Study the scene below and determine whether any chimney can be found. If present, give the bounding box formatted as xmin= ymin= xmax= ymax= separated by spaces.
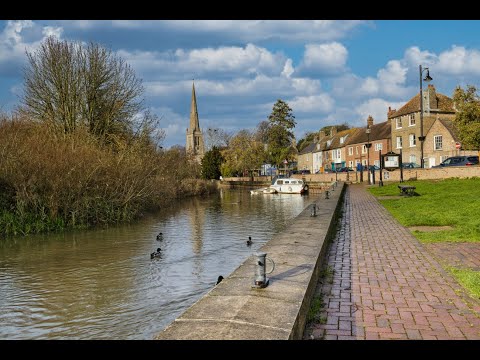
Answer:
xmin=428 ymin=84 xmax=437 ymax=109
xmin=367 ymin=115 xmax=374 ymax=128
xmin=313 ymin=135 xmax=319 ymax=143
xmin=318 ymin=130 xmax=326 ymax=140
xmin=330 ymin=126 xmax=337 ymax=136
xmin=387 ymin=106 xmax=396 ymax=118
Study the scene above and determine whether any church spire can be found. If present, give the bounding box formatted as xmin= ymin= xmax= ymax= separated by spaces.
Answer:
xmin=190 ymin=81 xmax=200 ymax=131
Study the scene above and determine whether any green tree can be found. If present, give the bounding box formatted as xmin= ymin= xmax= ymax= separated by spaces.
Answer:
xmin=453 ymin=85 xmax=480 ymax=150
xmin=221 ymin=130 xmax=265 ymax=177
xmin=21 ymin=36 xmax=145 ymax=143
xmin=201 ymin=146 xmax=224 ymax=180
xmin=266 ymin=99 xmax=296 ymax=167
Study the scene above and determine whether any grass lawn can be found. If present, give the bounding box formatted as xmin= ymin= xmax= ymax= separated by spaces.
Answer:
xmin=448 ymin=267 xmax=480 ymax=300
xmin=368 ymin=178 xmax=480 ymax=243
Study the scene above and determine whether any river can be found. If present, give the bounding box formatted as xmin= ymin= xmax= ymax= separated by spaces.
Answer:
xmin=0 ymin=188 xmax=313 ymax=339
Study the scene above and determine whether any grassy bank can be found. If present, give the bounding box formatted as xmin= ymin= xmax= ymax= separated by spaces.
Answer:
xmin=368 ymin=178 xmax=480 ymax=243
xmin=0 ymin=117 xmax=216 ymax=237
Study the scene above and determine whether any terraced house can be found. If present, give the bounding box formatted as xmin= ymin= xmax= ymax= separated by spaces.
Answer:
xmin=345 ymin=116 xmax=391 ymax=170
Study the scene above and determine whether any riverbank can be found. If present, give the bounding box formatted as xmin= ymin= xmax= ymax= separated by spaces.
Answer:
xmin=0 ymin=118 xmax=216 ymax=238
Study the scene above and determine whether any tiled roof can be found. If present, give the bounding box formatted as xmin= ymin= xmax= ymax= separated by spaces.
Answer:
xmin=298 ymin=142 xmax=317 ymax=155
xmin=437 ymin=118 xmax=460 ymax=142
xmin=388 ymin=91 xmax=455 ymax=119
xmin=346 ymin=121 xmax=391 ymax=145
xmin=326 ymin=128 xmax=358 ymax=150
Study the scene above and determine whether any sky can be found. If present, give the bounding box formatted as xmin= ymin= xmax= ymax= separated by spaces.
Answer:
xmin=2 ymin=20 xmax=480 ymax=148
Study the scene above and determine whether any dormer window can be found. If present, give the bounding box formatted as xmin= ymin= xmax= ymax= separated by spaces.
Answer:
xmin=396 ymin=117 xmax=402 ymax=129
xmin=340 ymin=136 xmax=344 ymax=144
xmin=327 ymin=140 xmax=332 ymax=147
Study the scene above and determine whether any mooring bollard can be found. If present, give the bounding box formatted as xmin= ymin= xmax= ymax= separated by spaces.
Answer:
xmin=310 ymin=203 xmax=317 ymax=217
xmin=325 ymin=190 xmax=330 ymax=199
xmin=252 ymin=252 xmax=275 ymax=288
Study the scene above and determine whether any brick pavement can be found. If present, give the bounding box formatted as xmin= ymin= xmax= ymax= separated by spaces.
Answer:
xmin=425 ymin=243 xmax=480 ymax=271
xmin=304 ymin=184 xmax=480 ymax=340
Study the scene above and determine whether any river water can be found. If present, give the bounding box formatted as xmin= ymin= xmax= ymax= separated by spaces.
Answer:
xmin=0 ymin=188 xmax=313 ymax=339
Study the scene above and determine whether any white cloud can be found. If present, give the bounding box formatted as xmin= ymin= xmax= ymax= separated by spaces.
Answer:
xmin=88 ymin=20 xmax=370 ymax=43
xmin=298 ymin=42 xmax=348 ymax=75
xmin=356 ymin=98 xmax=405 ymax=123
xmin=436 ymin=45 xmax=480 ymax=76
xmin=288 ymin=94 xmax=334 ymax=113
xmin=281 ymin=59 xmax=294 ymax=78
xmin=0 ymin=20 xmax=64 ymax=76
xmin=118 ymin=43 xmax=287 ymax=79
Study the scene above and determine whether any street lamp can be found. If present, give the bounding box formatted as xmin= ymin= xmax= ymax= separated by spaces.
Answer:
xmin=365 ymin=125 xmax=372 ymax=184
xmin=419 ymin=65 xmax=433 ymax=168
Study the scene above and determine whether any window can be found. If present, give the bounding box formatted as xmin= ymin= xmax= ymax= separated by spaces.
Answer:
xmin=327 ymin=140 xmax=332 ymax=147
xmin=434 ymin=135 xmax=443 ymax=150
xmin=409 ymin=134 xmax=416 ymax=147
xmin=349 ymin=161 xmax=353 ymax=168
xmin=348 ymin=147 xmax=353 ymax=155
xmin=375 ymin=143 xmax=383 ymax=151
xmin=362 ymin=145 xmax=367 ymax=154
xmin=409 ymin=154 xmax=416 ymax=164
xmin=439 ymin=155 xmax=448 ymax=163
xmin=355 ymin=146 xmax=359 ymax=155
xmin=340 ymin=136 xmax=344 ymax=144
xmin=374 ymin=160 xmax=380 ymax=168
xmin=396 ymin=117 xmax=402 ymax=129
xmin=409 ymin=114 xmax=415 ymax=126
xmin=396 ymin=136 xmax=402 ymax=149
xmin=362 ymin=159 xmax=367 ymax=166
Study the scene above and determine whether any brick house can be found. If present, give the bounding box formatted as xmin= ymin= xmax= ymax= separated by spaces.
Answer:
xmin=388 ymin=84 xmax=456 ymax=168
xmin=423 ymin=118 xmax=477 ymax=167
xmin=323 ymin=127 xmax=358 ymax=172
xmin=345 ymin=116 xmax=391 ymax=170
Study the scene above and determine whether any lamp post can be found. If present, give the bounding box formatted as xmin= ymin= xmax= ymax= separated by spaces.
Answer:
xmin=419 ymin=65 xmax=433 ymax=168
xmin=366 ymin=126 xmax=372 ymax=184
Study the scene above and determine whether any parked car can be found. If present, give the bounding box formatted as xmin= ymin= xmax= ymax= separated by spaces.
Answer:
xmin=433 ymin=156 xmax=479 ymax=167
xmin=337 ymin=167 xmax=355 ymax=172
xmin=402 ymin=162 xmax=421 ymax=169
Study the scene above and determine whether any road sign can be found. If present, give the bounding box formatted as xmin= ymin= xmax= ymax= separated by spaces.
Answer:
xmin=455 ymin=142 xmax=461 ymax=149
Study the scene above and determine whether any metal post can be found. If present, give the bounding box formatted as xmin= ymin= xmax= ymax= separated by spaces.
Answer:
xmin=379 ymin=149 xmax=383 ymax=186
xmin=367 ymin=132 xmax=371 ymax=185
xmin=400 ymin=149 xmax=404 ymax=183
xmin=419 ymin=65 xmax=424 ymax=169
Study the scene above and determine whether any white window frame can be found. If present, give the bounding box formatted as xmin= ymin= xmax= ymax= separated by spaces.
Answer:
xmin=396 ymin=117 xmax=402 ymax=129
xmin=374 ymin=160 xmax=380 ymax=168
xmin=434 ymin=135 xmax=443 ymax=150
xmin=374 ymin=143 xmax=382 ymax=151
xmin=362 ymin=145 xmax=367 ymax=154
xmin=356 ymin=146 xmax=359 ymax=155
xmin=340 ymin=136 xmax=344 ymax=144
xmin=409 ymin=134 xmax=416 ymax=147
xmin=409 ymin=114 xmax=415 ymax=126
xmin=348 ymin=160 xmax=353 ymax=168
xmin=409 ymin=154 xmax=416 ymax=164
xmin=396 ymin=136 xmax=402 ymax=149
xmin=348 ymin=147 xmax=353 ymax=156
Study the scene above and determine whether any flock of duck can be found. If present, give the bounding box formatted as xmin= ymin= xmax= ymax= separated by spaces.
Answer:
xmin=150 ymin=232 xmax=254 ymax=284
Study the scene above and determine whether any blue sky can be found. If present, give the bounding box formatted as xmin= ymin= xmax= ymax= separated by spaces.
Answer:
xmin=2 ymin=20 xmax=480 ymax=148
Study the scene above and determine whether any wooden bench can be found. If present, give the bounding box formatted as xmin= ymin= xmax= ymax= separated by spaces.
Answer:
xmin=398 ymin=185 xmax=416 ymax=196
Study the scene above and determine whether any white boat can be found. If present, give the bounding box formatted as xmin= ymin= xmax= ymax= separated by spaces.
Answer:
xmin=250 ymin=187 xmax=278 ymax=195
xmin=269 ymin=177 xmax=308 ymax=194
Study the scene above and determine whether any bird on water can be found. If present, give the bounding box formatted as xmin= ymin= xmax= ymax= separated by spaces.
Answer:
xmin=246 ymin=236 xmax=253 ymax=246
xmin=216 ymin=276 xmax=224 ymax=285
xmin=156 ymin=232 xmax=163 ymax=241
xmin=151 ymin=248 xmax=162 ymax=259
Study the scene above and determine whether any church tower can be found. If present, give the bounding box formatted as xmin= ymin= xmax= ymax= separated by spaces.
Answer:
xmin=186 ymin=81 xmax=205 ymax=163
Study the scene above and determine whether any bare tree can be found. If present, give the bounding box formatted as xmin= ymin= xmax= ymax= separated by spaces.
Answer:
xmin=21 ymin=36 xmax=144 ymax=142
xmin=204 ymin=127 xmax=233 ymax=150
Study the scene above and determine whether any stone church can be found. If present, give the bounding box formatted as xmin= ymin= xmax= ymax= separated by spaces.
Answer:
xmin=185 ymin=81 xmax=205 ymax=163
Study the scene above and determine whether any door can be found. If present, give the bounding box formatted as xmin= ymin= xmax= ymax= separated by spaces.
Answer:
xmin=429 ymin=157 xmax=435 ymax=168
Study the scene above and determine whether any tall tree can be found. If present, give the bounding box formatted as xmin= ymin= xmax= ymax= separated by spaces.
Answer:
xmin=21 ymin=36 xmax=144 ymax=142
xmin=201 ymin=146 xmax=224 ymax=180
xmin=266 ymin=99 xmax=296 ymax=167
xmin=453 ymin=85 xmax=480 ymax=150
xmin=204 ymin=127 xmax=232 ymax=151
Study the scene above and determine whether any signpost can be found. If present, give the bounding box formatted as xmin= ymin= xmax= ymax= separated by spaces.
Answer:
xmin=455 ymin=142 xmax=461 ymax=149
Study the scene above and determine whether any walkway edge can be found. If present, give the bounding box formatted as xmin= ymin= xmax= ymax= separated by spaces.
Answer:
xmin=155 ymin=182 xmax=346 ymax=340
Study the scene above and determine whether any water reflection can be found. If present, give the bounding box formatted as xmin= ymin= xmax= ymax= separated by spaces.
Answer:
xmin=0 ymin=189 xmax=312 ymax=339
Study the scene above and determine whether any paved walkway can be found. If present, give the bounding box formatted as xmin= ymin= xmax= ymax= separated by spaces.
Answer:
xmin=304 ymin=184 xmax=480 ymax=340
xmin=425 ymin=243 xmax=480 ymax=271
